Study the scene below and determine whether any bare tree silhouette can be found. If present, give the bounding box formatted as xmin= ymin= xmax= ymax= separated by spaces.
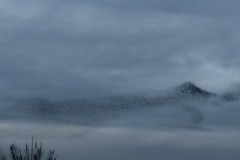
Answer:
xmin=2 ymin=138 xmax=56 ymax=160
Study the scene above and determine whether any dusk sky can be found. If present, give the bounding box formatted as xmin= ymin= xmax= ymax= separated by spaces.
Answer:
xmin=1 ymin=2 xmax=240 ymax=160
xmin=1 ymin=0 xmax=240 ymax=99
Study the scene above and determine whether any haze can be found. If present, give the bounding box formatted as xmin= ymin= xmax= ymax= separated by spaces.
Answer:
xmin=1 ymin=0 xmax=240 ymax=160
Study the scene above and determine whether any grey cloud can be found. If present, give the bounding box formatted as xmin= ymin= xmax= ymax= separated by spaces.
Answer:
xmin=0 ymin=0 xmax=240 ymax=99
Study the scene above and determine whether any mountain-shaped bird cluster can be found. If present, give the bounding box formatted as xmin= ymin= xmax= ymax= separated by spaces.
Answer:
xmin=3 ymin=82 xmax=239 ymax=125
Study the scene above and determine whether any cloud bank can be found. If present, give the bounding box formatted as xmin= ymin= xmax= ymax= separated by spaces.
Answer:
xmin=1 ymin=0 xmax=240 ymax=99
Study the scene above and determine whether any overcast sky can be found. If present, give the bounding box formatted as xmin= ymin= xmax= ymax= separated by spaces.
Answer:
xmin=1 ymin=0 xmax=240 ymax=99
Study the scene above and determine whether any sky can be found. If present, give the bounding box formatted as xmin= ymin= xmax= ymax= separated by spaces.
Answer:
xmin=1 ymin=0 xmax=240 ymax=99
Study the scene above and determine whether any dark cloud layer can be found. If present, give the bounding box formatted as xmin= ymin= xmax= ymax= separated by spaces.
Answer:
xmin=1 ymin=0 xmax=240 ymax=99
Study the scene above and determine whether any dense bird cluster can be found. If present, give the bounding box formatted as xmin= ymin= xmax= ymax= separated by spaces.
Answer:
xmin=2 ymin=82 xmax=239 ymax=125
